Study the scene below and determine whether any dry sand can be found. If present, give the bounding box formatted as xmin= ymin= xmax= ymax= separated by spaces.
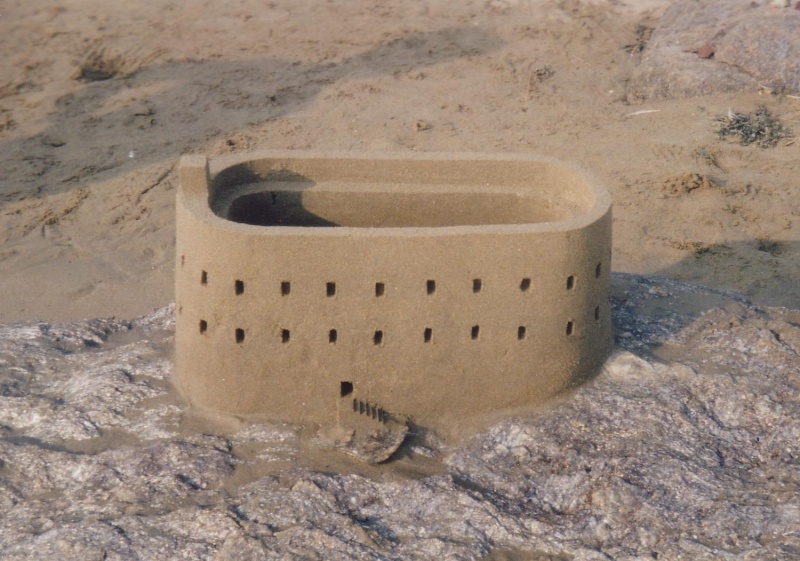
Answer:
xmin=0 ymin=0 xmax=798 ymax=323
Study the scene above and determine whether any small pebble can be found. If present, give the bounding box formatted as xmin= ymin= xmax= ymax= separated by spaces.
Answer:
xmin=697 ymin=42 xmax=715 ymax=59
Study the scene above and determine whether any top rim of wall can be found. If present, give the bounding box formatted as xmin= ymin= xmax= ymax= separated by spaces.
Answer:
xmin=179 ymin=151 xmax=612 ymax=237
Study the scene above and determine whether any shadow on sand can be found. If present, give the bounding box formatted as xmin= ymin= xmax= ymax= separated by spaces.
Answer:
xmin=611 ymin=239 xmax=799 ymax=358
xmin=0 ymin=26 xmax=503 ymax=206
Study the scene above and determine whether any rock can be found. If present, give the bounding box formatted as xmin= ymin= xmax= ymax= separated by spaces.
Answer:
xmin=628 ymin=0 xmax=800 ymax=101
xmin=342 ymin=421 xmax=409 ymax=464
xmin=715 ymin=16 xmax=800 ymax=94
xmin=320 ymin=416 xmax=410 ymax=464
xmin=0 ymin=277 xmax=798 ymax=559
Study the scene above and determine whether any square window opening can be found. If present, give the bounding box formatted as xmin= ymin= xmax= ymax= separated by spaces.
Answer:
xmin=520 ymin=278 xmax=531 ymax=292
xmin=281 ymin=329 xmax=290 ymax=343
xmin=518 ymin=326 xmax=526 ymax=340
xmin=340 ymin=381 xmax=353 ymax=398
xmin=235 ymin=328 xmax=245 ymax=344
xmin=473 ymin=279 xmax=482 ymax=293
xmin=327 ymin=282 xmax=336 ymax=297
xmin=375 ymin=282 xmax=385 ymax=297
xmin=426 ymin=280 xmax=436 ymax=295
xmin=281 ymin=281 xmax=291 ymax=296
xmin=374 ymin=330 xmax=383 ymax=345
xmin=235 ymin=280 xmax=244 ymax=295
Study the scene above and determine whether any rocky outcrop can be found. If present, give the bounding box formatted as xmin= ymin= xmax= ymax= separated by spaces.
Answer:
xmin=0 ymin=275 xmax=798 ymax=559
xmin=628 ymin=0 xmax=800 ymax=101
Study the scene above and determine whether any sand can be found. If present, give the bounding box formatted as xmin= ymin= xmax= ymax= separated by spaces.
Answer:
xmin=0 ymin=0 xmax=798 ymax=323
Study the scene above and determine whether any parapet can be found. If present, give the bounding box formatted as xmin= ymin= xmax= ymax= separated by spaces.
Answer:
xmin=174 ymin=151 xmax=612 ymax=429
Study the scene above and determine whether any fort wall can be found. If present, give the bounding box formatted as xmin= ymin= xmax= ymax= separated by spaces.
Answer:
xmin=174 ymin=151 xmax=612 ymax=427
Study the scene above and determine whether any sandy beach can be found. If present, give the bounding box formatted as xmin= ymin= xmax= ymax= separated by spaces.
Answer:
xmin=1 ymin=0 xmax=797 ymax=323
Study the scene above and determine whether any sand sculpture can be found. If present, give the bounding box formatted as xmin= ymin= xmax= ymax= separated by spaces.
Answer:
xmin=174 ymin=151 xmax=612 ymax=428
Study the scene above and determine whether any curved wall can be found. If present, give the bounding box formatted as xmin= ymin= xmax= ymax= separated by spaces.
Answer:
xmin=174 ymin=151 xmax=612 ymax=428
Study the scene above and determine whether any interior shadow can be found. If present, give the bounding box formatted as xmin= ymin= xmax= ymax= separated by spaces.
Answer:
xmin=227 ymin=191 xmax=339 ymax=227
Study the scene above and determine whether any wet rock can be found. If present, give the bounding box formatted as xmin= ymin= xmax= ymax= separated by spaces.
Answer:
xmin=0 ymin=279 xmax=798 ymax=559
xmin=628 ymin=0 xmax=800 ymax=101
xmin=0 ymin=310 xmax=175 ymax=442
xmin=321 ymin=416 xmax=410 ymax=464
xmin=341 ymin=421 xmax=409 ymax=464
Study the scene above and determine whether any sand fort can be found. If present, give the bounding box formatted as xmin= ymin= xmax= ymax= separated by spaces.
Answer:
xmin=174 ymin=151 xmax=612 ymax=427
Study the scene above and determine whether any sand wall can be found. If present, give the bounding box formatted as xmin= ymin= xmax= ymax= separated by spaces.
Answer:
xmin=174 ymin=151 xmax=612 ymax=427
